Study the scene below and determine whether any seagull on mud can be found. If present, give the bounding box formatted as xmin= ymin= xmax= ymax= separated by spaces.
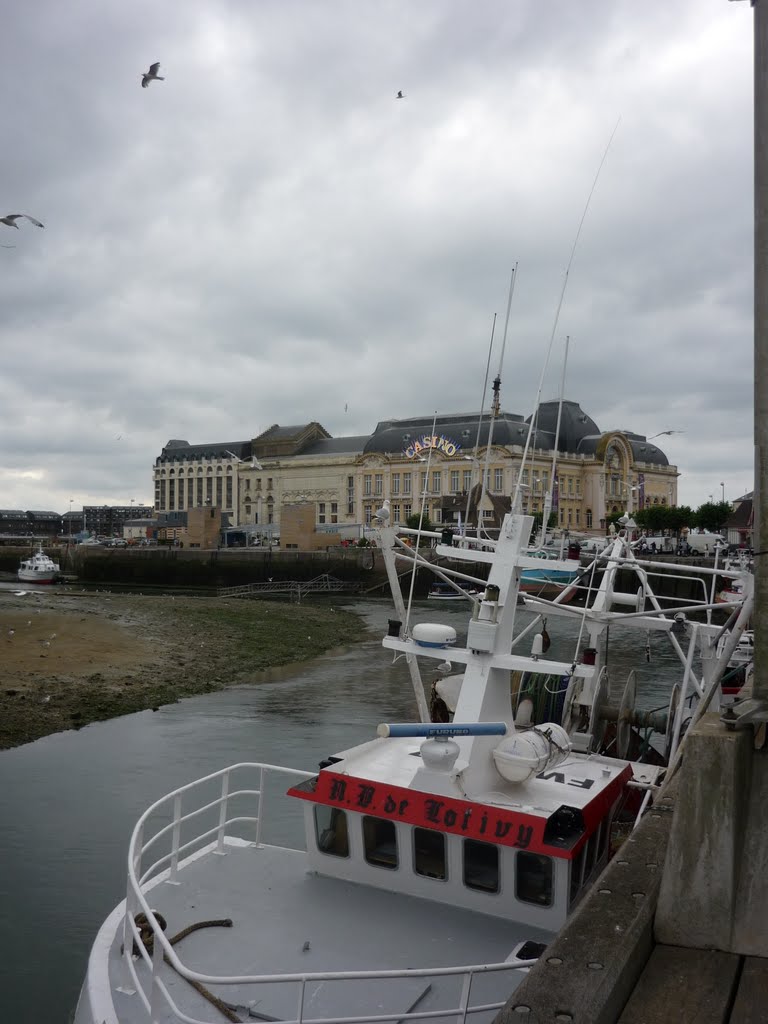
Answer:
xmin=141 ymin=62 xmax=164 ymax=88
xmin=396 ymin=90 xmax=405 ymax=99
xmin=374 ymin=498 xmax=391 ymax=524
xmin=1 ymin=214 xmax=44 ymax=230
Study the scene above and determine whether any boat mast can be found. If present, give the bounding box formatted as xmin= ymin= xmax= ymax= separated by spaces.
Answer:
xmin=512 ymin=120 xmax=619 ymax=515
xmin=477 ymin=265 xmax=517 ymax=533
xmin=463 ymin=313 xmax=498 ymax=538
xmin=540 ymin=334 xmax=570 ymax=550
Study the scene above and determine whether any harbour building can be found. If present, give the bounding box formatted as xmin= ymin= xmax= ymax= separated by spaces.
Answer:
xmin=152 ymin=401 xmax=678 ymax=542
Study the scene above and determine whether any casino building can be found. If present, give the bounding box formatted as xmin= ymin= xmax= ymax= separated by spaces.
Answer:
xmin=152 ymin=401 xmax=679 ymax=542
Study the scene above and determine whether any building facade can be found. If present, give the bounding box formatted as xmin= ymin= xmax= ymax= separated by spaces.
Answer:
xmin=153 ymin=402 xmax=679 ymax=541
xmin=82 ymin=504 xmax=155 ymax=538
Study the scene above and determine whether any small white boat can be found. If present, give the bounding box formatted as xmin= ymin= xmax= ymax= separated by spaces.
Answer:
xmin=17 ymin=543 xmax=60 ymax=584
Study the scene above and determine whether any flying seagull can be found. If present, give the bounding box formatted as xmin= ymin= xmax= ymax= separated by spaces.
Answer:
xmin=648 ymin=430 xmax=685 ymax=440
xmin=224 ymin=449 xmax=264 ymax=470
xmin=141 ymin=62 xmax=164 ymax=88
xmin=1 ymin=214 xmax=44 ymax=230
xmin=396 ymin=90 xmax=405 ymax=99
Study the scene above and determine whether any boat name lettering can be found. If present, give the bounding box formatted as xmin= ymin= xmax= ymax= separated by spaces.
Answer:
xmin=316 ymin=773 xmax=538 ymax=850
xmin=403 ymin=434 xmax=462 ymax=459
xmin=538 ymin=771 xmax=595 ymax=790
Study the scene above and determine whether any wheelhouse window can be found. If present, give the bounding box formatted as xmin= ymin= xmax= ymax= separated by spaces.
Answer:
xmin=463 ymin=839 xmax=499 ymax=893
xmin=314 ymin=805 xmax=349 ymax=858
xmin=363 ymin=816 xmax=398 ymax=869
xmin=413 ymin=827 xmax=446 ymax=880
xmin=516 ymin=851 xmax=553 ymax=906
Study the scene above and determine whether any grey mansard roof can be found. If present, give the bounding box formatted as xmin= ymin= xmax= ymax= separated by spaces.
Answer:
xmin=525 ymin=400 xmax=601 ymax=454
xmin=575 ymin=431 xmax=670 ymax=466
xmin=154 ymin=402 xmax=672 ymax=466
xmin=362 ymin=411 xmax=528 ymax=454
xmin=158 ymin=441 xmax=249 ymax=463
xmin=301 ymin=436 xmax=369 ymax=456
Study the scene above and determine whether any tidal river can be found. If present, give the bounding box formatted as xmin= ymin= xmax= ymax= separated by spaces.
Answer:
xmin=0 ymin=598 xmax=683 ymax=1023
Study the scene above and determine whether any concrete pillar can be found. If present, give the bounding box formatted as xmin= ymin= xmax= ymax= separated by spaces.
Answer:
xmin=655 ymin=714 xmax=768 ymax=955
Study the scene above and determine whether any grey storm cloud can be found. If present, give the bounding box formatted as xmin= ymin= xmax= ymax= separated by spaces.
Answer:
xmin=0 ymin=0 xmax=754 ymax=512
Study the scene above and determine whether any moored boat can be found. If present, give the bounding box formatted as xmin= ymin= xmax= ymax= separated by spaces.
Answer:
xmin=73 ymin=497 xmax=750 ymax=1024
xmin=519 ymin=547 xmax=581 ymax=601
xmin=17 ymin=543 xmax=60 ymax=584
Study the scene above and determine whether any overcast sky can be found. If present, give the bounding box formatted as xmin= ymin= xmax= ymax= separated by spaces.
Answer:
xmin=0 ymin=0 xmax=754 ymax=515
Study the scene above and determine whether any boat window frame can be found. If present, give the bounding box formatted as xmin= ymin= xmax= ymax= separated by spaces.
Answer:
xmin=313 ymin=804 xmax=350 ymax=859
xmin=362 ymin=815 xmax=399 ymax=870
xmin=462 ymin=838 xmax=500 ymax=894
xmin=515 ymin=851 xmax=554 ymax=908
xmin=413 ymin=826 xmax=447 ymax=881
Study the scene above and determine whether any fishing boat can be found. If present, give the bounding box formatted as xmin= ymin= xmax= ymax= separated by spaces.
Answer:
xmin=518 ymin=547 xmax=581 ymax=601
xmin=17 ymin=543 xmax=60 ymax=584
xmin=73 ymin=499 xmax=751 ymax=1024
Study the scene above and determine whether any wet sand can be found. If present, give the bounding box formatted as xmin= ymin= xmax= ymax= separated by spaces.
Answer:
xmin=0 ymin=588 xmax=366 ymax=751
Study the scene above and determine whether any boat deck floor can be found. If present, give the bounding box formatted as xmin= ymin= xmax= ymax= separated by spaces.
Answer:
xmin=108 ymin=840 xmax=551 ymax=1023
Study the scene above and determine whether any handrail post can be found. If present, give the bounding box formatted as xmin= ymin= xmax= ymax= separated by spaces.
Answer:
xmin=456 ymin=968 xmax=473 ymax=1024
xmin=254 ymin=765 xmax=265 ymax=847
xmin=169 ymin=793 xmax=182 ymax=882
xmin=216 ymin=771 xmax=230 ymax=854
xmin=296 ymin=976 xmax=306 ymax=1023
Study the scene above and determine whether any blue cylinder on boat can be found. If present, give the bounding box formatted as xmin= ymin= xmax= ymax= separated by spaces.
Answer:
xmin=377 ymin=722 xmax=508 ymax=738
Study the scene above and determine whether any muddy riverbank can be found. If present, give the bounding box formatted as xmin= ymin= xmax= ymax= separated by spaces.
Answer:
xmin=0 ymin=589 xmax=368 ymax=751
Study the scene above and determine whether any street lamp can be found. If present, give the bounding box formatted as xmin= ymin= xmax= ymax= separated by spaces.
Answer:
xmin=68 ymin=497 xmax=73 ymax=540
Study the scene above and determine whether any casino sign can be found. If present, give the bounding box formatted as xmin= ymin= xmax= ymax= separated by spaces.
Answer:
xmin=403 ymin=434 xmax=462 ymax=459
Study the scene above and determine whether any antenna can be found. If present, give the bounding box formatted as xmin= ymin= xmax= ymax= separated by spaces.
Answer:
xmin=512 ymin=118 xmax=621 ymax=514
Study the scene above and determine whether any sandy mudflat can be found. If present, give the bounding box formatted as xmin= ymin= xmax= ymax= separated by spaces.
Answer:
xmin=0 ymin=588 xmax=366 ymax=751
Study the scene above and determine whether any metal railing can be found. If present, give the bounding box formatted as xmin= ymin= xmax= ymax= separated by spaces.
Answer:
xmin=122 ymin=762 xmax=533 ymax=1024
xmin=218 ymin=574 xmax=353 ymax=600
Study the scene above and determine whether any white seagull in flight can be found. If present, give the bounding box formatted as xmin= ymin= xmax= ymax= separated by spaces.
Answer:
xmin=141 ymin=62 xmax=164 ymax=88
xmin=1 ymin=214 xmax=44 ymax=230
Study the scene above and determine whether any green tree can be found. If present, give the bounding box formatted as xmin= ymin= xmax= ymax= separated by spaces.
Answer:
xmin=694 ymin=501 xmax=730 ymax=533
xmin=405 ymin=512 xmax=433 ymax=533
